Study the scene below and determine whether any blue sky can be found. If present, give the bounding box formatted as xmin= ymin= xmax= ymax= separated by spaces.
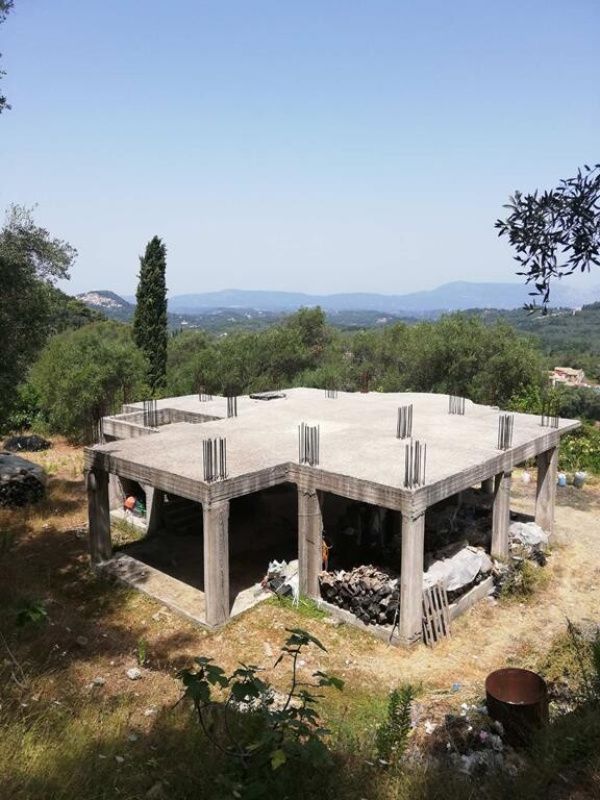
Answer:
xmin=1 ymin=1 xmax=599 ymax=296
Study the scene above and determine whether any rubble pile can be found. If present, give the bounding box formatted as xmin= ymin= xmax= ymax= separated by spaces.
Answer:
xmin=424 ymin=544 xmax=493 ymax=602
xmin=3 ymin=434 xmax=51 ymax=453
xmin=319 ymin=565 xmax=399 ymax=625
xmin=0 ymin=452 xmax=46 ymax=507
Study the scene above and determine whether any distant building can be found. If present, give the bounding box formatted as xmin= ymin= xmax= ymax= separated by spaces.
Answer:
xmin=550 ymin=367 xmax=586 ymax=387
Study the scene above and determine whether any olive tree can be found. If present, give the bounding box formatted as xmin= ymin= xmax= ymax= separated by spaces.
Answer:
xmin=496 ymin=164 xmax=600 ymax=310
xmin=30 ymin=321 xmax=148 ymax=442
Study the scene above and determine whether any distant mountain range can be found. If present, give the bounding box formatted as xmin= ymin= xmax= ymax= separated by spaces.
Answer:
xmin=79 ymin=280 xmax=600 ymax=324
xmin=158 ymin=281 xmax=599 ymax=314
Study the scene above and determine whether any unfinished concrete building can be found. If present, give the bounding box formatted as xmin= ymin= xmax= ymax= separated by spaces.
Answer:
xmin=85 ymin=389 xmax=578 ymax=645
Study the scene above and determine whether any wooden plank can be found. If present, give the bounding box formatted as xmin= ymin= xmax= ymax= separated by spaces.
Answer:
xmin=422 ymin=582 xmax=451 ymax=647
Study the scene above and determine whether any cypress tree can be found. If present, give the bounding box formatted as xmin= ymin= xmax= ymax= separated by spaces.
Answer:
xmin=133 ymin=236 xmax=168 ymax=391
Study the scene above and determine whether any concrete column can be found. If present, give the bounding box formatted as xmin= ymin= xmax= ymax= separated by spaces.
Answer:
xmin=203 ymin=500 xmax=230 ymax=627
xmin=481 ymin=477 xmax=495 ymax=495
xmin=535 ymin=447 xmax=558 ymax=534
xmin=146 ymin=487 xmax=165 ymax=535
xmin=108 ymin=474 xmax=122 ymax=510
xmin=87 ymin=469 xmax=111 ymax=565
xmin=398 ymin=511 xmax=425 ymax=646
xmin=491 ymin=471 xmax=511 ymax=560
xmin=298 ymin=488 xmax=323 ymax=598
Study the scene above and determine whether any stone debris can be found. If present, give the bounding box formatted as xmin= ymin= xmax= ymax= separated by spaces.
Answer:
xmin=426 ymin=702 xmax=523 ymax=777
xmin=0 ymin=452 xmax=46 ymax=507
xmin=126 ymin=667 xmax=143 ymax=680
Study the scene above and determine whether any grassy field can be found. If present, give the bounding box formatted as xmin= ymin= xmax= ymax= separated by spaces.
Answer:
xmin=1 ymin=441 xmax=600 ymax=798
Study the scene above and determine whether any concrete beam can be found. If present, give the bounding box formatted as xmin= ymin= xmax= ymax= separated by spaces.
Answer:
xmin=298 ymin=488 xmax=323 ymax=598
xmin=87 ymin=469 xmax=111 ymax=565
xmin=203 ymin=500 xmax=230 ymax=627
xmin=481 ymin=477 xmax=495 ymax=495
xmin=398 ymin=511 xmax=425 ymax=646
xmin=535 ymin=446 xmax=558 ymax=535
xmin=491 ymin=471 xmax=511 ymax=560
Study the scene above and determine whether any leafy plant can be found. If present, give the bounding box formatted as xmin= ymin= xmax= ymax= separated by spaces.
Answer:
xmin=15 ymin=599 xmax=48 ymax=628
xmin=177 ymin=628 xmax=343 ymax=796
xmin=559 ymin=424 xmax=600 ymax=474
xmin=136 ymin=637 xmax=148 ymax=667
xmin=375 ymin=684 xmax=416 ymax=769
xmin=500 ymin=560 xmax=546 ymax=601
xmin=496 ymin=163 xmax=600 ymax=310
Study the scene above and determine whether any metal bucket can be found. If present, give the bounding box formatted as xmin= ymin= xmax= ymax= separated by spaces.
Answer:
xmin=485 ymin=668 xmax=548 ymax=747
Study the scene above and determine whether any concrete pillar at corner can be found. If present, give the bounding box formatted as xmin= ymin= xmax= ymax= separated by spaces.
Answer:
xmin=491 ymin=471 xmax=512 ymax=559
xmin=87 ymin=469 xmax=111 ymax=565
xmin=535 ymin=447 xmax=558 ymax=535
xmin=144 ymin=485 xmax=165 ymax=535
xmin=398 ymin=511 xmax=425 ymax=646
xmin=481 ymin=477 xmax=495 ymax=495
xmin=298 ymin=488 xmax=323 ymax=598
xmin=203 ymin=500 xmax=230 ymax=627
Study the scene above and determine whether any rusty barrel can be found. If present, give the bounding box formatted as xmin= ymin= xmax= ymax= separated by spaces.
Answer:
xmin=485 ymin=668 xmax=548 ymax=747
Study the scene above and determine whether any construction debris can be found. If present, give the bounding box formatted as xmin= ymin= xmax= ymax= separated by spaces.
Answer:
xmin=3 ymin=434 xmax=51 ymax=452
xmin=0 ymin=452 xmax=46 ymax=507
xmin=424 ymin=545 xmax=493 ymax=602
xmin=319 ymin=565 xmax=399 ymax=626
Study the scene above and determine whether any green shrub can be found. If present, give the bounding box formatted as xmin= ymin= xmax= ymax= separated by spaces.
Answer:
xmin=375 ymin=684 xmax=416 ymax=769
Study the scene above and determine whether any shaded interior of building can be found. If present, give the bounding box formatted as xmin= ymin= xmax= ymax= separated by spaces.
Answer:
xmin=109 ymin=473 xmax=532 ymax=612
xmin=114 ymin=481 xmax=299 ymax=610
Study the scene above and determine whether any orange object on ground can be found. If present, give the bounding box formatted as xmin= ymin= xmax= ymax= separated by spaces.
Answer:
xmin=124 ymin=496 xmax=136 ymax=511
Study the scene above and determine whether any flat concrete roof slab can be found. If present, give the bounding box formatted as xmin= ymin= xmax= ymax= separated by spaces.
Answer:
xmin=88 ymin=389 xmax=578 ymax=508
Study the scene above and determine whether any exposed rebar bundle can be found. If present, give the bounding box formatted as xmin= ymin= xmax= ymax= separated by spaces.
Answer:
xmin=143 ymin=399 xmax=158 ymax=428
xmin=198 ymin=385 xmax=213 ymax=402
xmin=404 ymin=439 xmax=427 ymax=488
xmin=202 ymin=437 xmax=227 ymax=482
xmin=448 ymin=395 xmax=466 ymax=415
xmin=497 ymin=413 xmax=514 ymax=450
xmin=298 ymin=422 xmax=320 ymax=466
xmin=227 ymin=396 xmax=238 ymax=418
xmin=540 ymin=399 xmax=559 ymax=428
xmin=396 ymin=404 xmax=413 ymax=439
xmin=540 ymin=412 xmax=559 ymax=428
xmin=93 ymin=417 xmax=104 ymax=444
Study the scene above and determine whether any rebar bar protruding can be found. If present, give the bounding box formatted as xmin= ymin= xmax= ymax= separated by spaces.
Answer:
xmin=396 ymin=404 xmax=413 ymax=439
xmin=143 ymin=399 xmax=158 ymax=428
xmin=198 ymin=385 xmax=213 ymax=402
xmin=540 ymin=398 xmax=559 ymax=428
xmin=93 ymin=417 xmax=104 ymax=444
xmin=298 ymin=422 xmax=320 ymax=466
xmin=202 ymin=437 xmax=227 ymax=482
xmin=497 ymin=413 xmax=514 ymax=450
xmin=540 ymin=412 xmax=559 ymax=428
xmin=403 ymin=439 xmax=427 ymax=488
xmin=448 ymin=395 xmax=466 ymax=415
xmin=227 ymin=396 xmax=238 ymax=418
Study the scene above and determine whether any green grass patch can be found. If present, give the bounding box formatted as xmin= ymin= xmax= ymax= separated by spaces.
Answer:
xmin=266 ymin=593 xmax=328 ymax=621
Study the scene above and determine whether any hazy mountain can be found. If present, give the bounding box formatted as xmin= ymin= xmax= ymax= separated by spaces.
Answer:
xmin=76 ymin=290 xmax=134 ymax=322
xmin=165 ymin=281 xmax=599 ymax=314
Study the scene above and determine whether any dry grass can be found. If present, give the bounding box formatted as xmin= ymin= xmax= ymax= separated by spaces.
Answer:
xmin=1 ymin=440 xmax=600 ymax=797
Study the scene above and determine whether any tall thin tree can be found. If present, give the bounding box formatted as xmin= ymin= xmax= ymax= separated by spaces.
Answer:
xmin=133 ymin=236 xmax=168 ymax=391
